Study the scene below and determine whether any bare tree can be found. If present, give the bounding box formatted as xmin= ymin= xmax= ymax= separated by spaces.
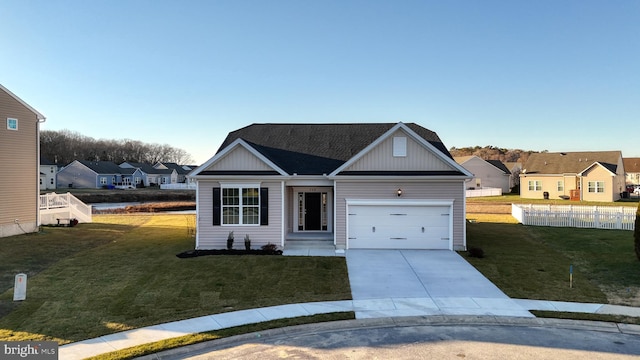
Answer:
xmin=41 ymin=129 xmax=194 ymax=166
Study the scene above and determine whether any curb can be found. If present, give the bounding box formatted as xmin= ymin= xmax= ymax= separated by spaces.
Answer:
xmin=137 ymin=315 xmax=640 ymax=359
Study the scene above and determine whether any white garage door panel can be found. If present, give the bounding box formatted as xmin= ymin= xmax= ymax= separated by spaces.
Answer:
xmin=348 ymin=205 xmax=451 ymax=249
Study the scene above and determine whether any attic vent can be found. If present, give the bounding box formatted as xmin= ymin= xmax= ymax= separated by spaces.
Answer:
xmin=560 ymin=152 xmax=566 ymax=156
xmin=393 ymin=137 xmax=407 ymax=157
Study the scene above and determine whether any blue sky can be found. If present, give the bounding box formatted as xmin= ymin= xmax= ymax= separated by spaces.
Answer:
xmin=2 ymin=0 xmax=638 ymax=164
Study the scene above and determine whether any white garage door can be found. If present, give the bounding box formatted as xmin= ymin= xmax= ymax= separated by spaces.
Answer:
xmin=348 ymin=204 xmax=451 ymax=249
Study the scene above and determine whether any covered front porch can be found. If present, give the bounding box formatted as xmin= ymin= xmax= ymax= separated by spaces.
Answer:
xmin=283 ymin=231 xmax=340 ymax=256
xmin=283 ymin=184 xmax=338 ymax=256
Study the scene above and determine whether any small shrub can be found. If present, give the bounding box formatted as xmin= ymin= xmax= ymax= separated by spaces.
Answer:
xmin=468 ymin=246 xmax=485 ymax=258
xmin=244 ymin=234 xmax=251 ymax=251
xmin=226 ymin=231 xmax=234 ymax=250
xmin=261 ymin=243 xmax=278 ymax=254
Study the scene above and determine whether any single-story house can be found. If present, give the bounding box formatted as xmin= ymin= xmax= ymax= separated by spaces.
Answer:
xmin=454 ymin=156 xmax=511 ymax=193
xmin=154 ymin=162 xmax=188 ymax=183
xmin=57 ymin=160 xmax=145 ymax=189
xmin=623 ymin=158 xmax=640 ymax=186
xmin=520 ymin=151 xmax=625 ymax=202
xmin=120 ymin=162 xmax=177 ymax=186
xmin=189 ymin=122 xmax=472 ymax=251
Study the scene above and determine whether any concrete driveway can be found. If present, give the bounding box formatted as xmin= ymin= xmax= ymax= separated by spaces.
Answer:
xmin=346 ymin=250 xmax=532 ymax=318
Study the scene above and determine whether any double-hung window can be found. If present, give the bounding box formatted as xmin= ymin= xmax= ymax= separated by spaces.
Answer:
xmin=557 ymin=181 xmax=564 ymax=192
xmin=528 ymin=180 xmax=542 ymax=191
xmin=221 ymin=186 xmax=260 ymax=225
xmin=588 ymin=181 xmax=605 ymax=193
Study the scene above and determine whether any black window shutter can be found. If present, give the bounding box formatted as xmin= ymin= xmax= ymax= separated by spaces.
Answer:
xmin=260 ymin=188 xmax=268 ymax=225
xmin=212 ymin=187 xmax=221 ymax=226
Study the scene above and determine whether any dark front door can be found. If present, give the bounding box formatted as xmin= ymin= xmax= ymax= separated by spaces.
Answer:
xmin=304 ymin=192 xmax=322 ymax=231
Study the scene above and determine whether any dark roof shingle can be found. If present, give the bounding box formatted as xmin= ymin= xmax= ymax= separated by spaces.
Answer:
xmin=218 ymin=123 xmax=452 ymax=174
xmin=522 ymin=151 xmax=621 ymax=174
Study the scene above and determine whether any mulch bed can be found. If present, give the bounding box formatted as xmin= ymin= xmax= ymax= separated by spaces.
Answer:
xmin=176 ymin=249 xmax=283 ymax=258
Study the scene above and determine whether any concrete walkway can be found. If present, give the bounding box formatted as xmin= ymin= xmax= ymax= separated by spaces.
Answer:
xmin=59 ymin=298 xmax=640 ymax=359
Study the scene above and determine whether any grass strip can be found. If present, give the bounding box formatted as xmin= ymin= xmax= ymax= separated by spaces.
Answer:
xmin=85 ymin=312 xmax=355 ymax=360
xmin=531 ymin=310 xmax=640 ymax=326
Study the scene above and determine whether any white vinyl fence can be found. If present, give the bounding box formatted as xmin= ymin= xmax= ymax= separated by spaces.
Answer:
xmin=466 ymin=187 xmax=502 ymax=197
xmin=160 ymin=183 xmax=196 ymax=190
xmin=512 ymin=204 xmax=636 ymax=231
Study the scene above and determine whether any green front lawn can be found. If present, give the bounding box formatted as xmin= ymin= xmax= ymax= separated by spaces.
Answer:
xmin=465 ymin=215 xmax=640 ymax=305
xmin=467 ymin=193 xmax=639 ymax=206
xmin=0 ymin=215 xmax=351 ymax=344
xmin=2 ymin=212 xmax=639 ymax=351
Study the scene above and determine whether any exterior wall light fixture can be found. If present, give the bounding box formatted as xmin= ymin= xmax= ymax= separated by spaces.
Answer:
xmin=397 ymin=188 xmax=402 ymax=197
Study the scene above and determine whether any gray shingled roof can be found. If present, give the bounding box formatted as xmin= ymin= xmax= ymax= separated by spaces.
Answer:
xmin=522 ymin=151 xmax=621 ymax=174
xmin=486 ymin=160 xmax=511 ymax=174
xmin=217 ymin=123 xmax=452 ymax=175
xmin=79 ymin=160 xmax=123 ymax=174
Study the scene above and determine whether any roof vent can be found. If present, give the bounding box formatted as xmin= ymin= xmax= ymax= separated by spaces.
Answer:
xmin=544 ymin=161 xmax=547 ymax=165
xmin=560 ymin=152 xmax=566 ymax=156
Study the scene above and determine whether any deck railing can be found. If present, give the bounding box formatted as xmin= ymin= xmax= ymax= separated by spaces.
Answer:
xmin=39 ymin=192 xmax=92 ymax=224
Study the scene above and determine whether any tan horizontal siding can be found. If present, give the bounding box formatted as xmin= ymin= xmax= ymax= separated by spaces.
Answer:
xmin=0 ymin=90 xmax=39 ymax=232
xmin=196 ymin=180 xmax=283 ymax=249
xmin=335 ymin=180 xmax=466 ymax=250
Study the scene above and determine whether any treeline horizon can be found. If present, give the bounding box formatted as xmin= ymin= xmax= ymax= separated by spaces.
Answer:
xmin=40 ymin=129 xmax=194 ymax=166
xmin=449 ymin=145 xmax=544 ymax=163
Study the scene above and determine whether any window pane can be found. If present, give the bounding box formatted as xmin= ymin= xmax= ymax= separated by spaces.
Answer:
xmin=243 ymin=207 xmax=259 ymax=224
xmin=223 ymin=188 xmax=239 ymax=205
xmin=222 ymin=207 xmax=239 ymax=224
xmin=243 ymin=188 xmax=259 ymax=205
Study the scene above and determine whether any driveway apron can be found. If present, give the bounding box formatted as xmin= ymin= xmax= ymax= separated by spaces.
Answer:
xmin=346 ymin=250 xmax=531 ymax=318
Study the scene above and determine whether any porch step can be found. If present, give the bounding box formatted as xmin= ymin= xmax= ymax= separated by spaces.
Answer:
xmin=284 ymin=239 xmax=335 ymax=250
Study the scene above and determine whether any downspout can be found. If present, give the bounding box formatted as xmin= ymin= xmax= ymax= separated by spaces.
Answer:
xmin=194 ymin=178 xmax=200 ymax=249
xmin=462 ymin=180 xmax=467 ymax=251
xmin=281 ymin=180 xmax=285 ymax=248
xmin=36 ymin=115 xmax=46 ymax=228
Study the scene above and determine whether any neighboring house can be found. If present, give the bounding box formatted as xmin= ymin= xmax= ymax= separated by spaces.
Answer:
xmin=57 ymin=160 xmax=144 ymax=189
xmin=454 ymin=156 xmax=511 ymax=193
xmin=520 ymin=151 xmax=625 ymax=202
xmin=119 ymin=162 xmax=176 ymax=186
xmin=189 ymin=122 xmax=472 ymax=251
xmin=153 ymin=162 xmax=184 ymax=183
xmin=0 ymin=84 xmax=46 ymax=237
xmin=623 ymin=158 xmax=640 ymax=186
xmin=40 ymin=156 xmax=58 ymax=190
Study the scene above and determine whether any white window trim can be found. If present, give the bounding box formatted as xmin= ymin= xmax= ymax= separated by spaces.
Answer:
xmin=528 ymin=180 xmax=542 ymax=191
xmin=7 ymin=118 xmax=18 ymax=131
xmin=557 ymin=181 xmax=564 ymax=192
xmin=588 ymin=181 xmax=605 ymax=193
xmin=220 ymin=182 xmax=261 ymax=226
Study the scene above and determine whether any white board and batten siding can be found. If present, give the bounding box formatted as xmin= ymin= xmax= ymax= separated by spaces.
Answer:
xmin=196 ymin=180 xmax=283 ymax=249
xmin=335 ymin=181 xmax=466 ymax=250
xmin=342 ymin=130 xmax=454 ymax=172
